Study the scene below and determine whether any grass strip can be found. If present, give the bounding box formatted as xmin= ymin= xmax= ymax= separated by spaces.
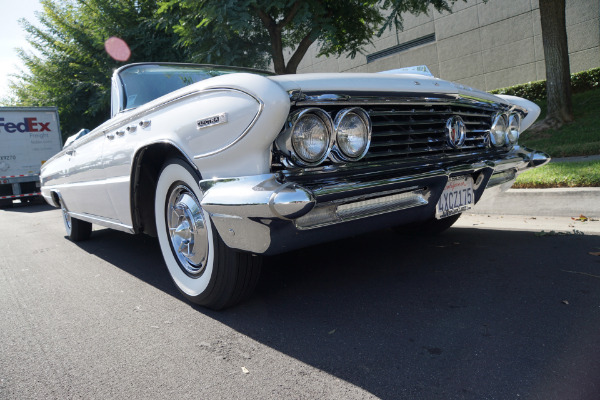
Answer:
xmin=513 ymin=160 xmax=600 ymax=188
xmin=519 ymin=89 xmax=600 ymax=158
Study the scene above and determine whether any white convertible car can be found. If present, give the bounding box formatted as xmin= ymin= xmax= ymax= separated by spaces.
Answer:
xmin=40 ymin=63 xmax=549 ymax=309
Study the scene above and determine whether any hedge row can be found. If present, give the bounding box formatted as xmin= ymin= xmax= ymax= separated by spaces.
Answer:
xmin=489 ymin=67 xmax=600 ymax=101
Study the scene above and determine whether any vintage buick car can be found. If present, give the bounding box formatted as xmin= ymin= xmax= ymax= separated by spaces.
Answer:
xmin=40 ymin=62 xmax=549 ymax=309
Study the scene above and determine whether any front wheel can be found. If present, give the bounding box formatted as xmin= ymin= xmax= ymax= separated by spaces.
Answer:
xmin=154 ymin=158 xmax=261 ymax=310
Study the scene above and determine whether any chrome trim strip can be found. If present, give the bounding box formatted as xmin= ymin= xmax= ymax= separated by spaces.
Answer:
xmin=295 ymin=188 xmax=429 ymax=230
xmin=291 ymin=92 xmax=525 ymax=116
xmin=67 ymin=211 xmax=135 ymax=234
xmin=277 ymin=149 xmax=499 ymax=180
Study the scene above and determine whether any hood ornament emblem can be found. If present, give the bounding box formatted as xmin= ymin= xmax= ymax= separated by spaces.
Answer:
xmin=445 ymin=116 xmax=466 ymax=148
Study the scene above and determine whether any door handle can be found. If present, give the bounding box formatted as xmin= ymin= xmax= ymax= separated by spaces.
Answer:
xmin=106 ymin=133 xmax=115 ymax=140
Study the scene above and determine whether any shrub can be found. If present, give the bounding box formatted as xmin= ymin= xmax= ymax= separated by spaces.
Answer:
xmin=489 ymin=67 xmax=600 ymax=101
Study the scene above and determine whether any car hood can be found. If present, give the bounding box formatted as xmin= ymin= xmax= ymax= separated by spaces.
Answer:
xmin=269 ymin=72 xmax=508 ymax=106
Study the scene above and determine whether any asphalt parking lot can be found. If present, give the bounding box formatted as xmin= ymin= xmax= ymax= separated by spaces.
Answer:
xmin=1 ymin=203 xmax=600 ymax=399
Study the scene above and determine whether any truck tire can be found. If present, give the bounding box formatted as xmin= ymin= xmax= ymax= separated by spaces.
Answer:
xmin=154 ymin=158 xmax=261 ymax=310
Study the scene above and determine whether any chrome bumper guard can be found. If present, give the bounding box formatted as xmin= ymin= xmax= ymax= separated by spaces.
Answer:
xmin=199 ymin=147 xmax=550 ymax=254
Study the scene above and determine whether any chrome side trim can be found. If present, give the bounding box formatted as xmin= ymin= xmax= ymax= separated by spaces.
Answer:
xmin=68 ymin=211 xmax=135 ymax=234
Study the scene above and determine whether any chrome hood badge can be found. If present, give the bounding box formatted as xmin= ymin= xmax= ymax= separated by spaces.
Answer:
xmin=197 ymin=113 xmax=228 ymax=130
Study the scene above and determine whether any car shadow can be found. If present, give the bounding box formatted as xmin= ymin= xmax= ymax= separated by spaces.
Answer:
xmin=1 ymin=201 xmax=55 ymax=214
xmin=74 ymin=226 xmax=600 ymax=399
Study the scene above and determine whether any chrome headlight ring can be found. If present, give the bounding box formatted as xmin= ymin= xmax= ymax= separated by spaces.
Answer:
xmin=490 ymin=112 xmax=509 ymax=148
xmin=330 ymin=107 xmax=372 ymax=162
xmin=507 ymin=112 xmax=521 ymax=145
xmin=276 ymin=108 xmax=334 ymax=167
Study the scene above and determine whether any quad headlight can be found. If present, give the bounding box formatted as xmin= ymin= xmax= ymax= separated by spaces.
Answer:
xmin=490 ymin=111 xmax=521 ymax=148
xmin=277 ymin=108 xmax=334 ymax=166
xmin=507 ymin=112 xmax=521 ymax=145
xmin=490 ymin=113 xmax=508 ymax=147
xmin=331 ymin=107 xmax=372 ymax=162
xmin=277 ymin=107 xmax=372 ymax=167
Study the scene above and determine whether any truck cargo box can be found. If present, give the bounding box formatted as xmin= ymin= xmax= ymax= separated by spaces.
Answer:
xmin=0 ymin=107 xmax=62 ymax=207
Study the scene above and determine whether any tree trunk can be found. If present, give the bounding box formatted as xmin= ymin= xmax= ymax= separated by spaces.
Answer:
xmin=539 ymin=0 xmax=573 ymax=124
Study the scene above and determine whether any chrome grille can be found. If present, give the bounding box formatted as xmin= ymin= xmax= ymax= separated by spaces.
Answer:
xmin=275 ymin=95 xmax=508 ymax=172
xmin=364 ymin=103 xmax=494 ymax=161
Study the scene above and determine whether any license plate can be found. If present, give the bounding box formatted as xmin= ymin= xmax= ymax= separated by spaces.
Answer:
xmin=435 ymin=175 xmax=474 ymax=219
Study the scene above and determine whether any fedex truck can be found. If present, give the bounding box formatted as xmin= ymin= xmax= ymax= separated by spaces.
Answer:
xmin=0 ymin=107 xmax=62 ymax=207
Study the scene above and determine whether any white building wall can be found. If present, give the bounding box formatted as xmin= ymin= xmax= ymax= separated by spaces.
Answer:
xmin=296 ymin=0 xmax=600 ymax=91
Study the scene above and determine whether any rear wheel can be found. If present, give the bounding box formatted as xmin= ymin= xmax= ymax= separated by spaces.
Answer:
xmin=61 ymin=202 xmax=92 ymax=241
xmin=154 ymin=158 xmax=261 ymax=310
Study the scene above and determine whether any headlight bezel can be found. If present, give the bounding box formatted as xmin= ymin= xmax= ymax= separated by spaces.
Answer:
xmin=276 ymin=108 xmax=334 ymax=167
xmin=490 ymin=113 xmax=509 ymax=148
xmin=330 ymin=107 xmax=372 ymax=162
xmin=507 ymin=112 xmax=521 ymax=145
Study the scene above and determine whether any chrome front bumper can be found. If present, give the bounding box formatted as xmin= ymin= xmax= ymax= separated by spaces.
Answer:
xmin=199 ymin=146 xmax=550 ymax=254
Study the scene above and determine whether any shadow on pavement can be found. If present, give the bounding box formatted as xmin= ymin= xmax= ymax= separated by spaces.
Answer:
xmin=1 ymin=200 xmax=54 ymax=214
xmin=75 ymin=226 xmax=600 ymax=399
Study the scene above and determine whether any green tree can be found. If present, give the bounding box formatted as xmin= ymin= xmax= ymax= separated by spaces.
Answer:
xmin=535 ymin=0 xmax=573 ymax=130
xmin=159 ymin=0 xmax=467 ymax=75
xmin=7 ymin=0 xmax=187 ymax=138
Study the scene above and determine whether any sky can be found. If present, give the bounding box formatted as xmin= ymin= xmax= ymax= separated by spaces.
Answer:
xmin=1 ymin=0 xmax=43 ymax=100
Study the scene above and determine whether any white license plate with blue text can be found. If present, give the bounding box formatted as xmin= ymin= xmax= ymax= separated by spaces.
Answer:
xmin=435 ymin=175 xmax=474 ymax=219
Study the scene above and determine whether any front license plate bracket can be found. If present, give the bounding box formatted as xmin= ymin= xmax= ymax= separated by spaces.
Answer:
xmin=435 ymin=175 xmax=474 ymax=219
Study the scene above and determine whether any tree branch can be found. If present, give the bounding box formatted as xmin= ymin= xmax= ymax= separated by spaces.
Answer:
xmin=254 ymin=6 xmax=286 ymax=74
xmin=254 ymin=7 xmax=275 ymax=30
xmin=279 ymin=0 xmax=302 ymax=29
xmin=285 ymin=28 xmax=317 ymax=74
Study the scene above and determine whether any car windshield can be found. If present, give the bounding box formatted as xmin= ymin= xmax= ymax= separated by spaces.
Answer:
xmin=118 ymin=64 xmax=270 ymax=110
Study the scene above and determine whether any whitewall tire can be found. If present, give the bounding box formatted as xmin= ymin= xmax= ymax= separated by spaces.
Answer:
xmin=154 ymin=158 xmax=261 ymax=310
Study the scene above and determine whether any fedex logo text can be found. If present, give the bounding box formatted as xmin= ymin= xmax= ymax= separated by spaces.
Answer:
xmin=0 ymin=118 xmax=51 ymax=133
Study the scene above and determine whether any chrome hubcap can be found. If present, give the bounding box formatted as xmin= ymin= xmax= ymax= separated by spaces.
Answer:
xmin=167 ymin=185 xmax=209 ymax=276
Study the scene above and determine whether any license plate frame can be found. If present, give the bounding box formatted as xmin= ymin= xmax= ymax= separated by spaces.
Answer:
xmin=435 ymin=175 xmax=474 ymax=219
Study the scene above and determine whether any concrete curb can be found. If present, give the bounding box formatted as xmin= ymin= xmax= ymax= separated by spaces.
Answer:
xmin=471 ymin=187 xmax=600 ymax=218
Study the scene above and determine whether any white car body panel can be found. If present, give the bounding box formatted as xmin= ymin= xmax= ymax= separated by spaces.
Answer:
xmin=40 ymin=63 xmax=548 ymax=243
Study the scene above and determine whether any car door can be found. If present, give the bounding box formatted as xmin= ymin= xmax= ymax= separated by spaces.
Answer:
xmin=57 ymin=131 xmax=114 ymax=218
xmin=99 ymin=122 xmax=140 ymax=226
